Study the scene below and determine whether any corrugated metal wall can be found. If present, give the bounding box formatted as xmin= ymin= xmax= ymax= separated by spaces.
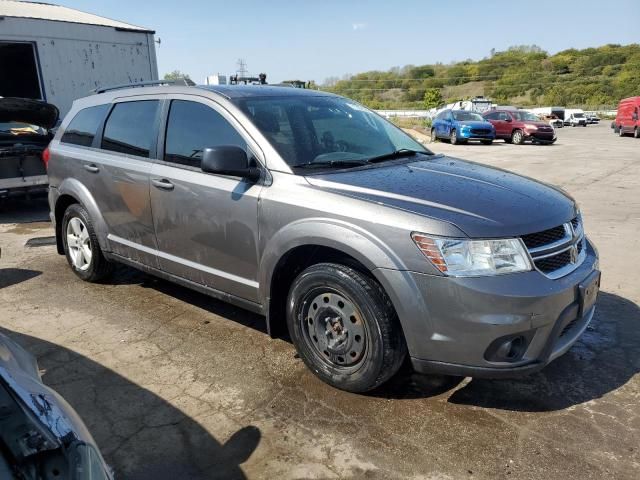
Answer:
xmin=0 ymin=17 xmax=158 ymax=117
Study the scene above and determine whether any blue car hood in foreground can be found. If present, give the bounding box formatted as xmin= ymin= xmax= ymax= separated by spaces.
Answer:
xmin=306 ymin=154 xmax=576 ymax=238
xmin=0 ymin=332 xmax=112 ymax=479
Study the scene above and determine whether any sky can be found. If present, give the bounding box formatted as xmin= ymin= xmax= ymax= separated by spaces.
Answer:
xmin=57 ymin=0 xmax=639 ymax=84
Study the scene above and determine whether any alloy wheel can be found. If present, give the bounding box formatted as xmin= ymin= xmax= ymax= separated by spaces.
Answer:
xmin=66 ymin=217 xmax=92 ymax=271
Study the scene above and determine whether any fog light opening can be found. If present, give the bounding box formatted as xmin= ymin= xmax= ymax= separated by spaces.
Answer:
xmin=485 ymin=333 xmax=531 ymax=363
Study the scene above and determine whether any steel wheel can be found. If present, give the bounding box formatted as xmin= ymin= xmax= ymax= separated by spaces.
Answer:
xmin=66 ymin=217 xmax=92 ymax=271
xmin=300 ymin=289 xmax=367 ymax=371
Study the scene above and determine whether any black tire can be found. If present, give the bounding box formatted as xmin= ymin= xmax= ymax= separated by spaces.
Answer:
xmin=62 ymin=203 xmax=113 ymax=282
xmin=634 ymin=128 xmax=640 ymax=139
xmin=430 ymin=128 xmax=437 ymax=143
xmin=511 ymin=129 xmax=524 ymax=144
xmin=450 ymin=129 xmax=458 ymax=145
xmin=619 ymin=125 xmax=625 ymax=137
xmin=286 ymin=263 xmax=407 ymax=393
xmin=481 ymin=140 xmax=493 ymax=145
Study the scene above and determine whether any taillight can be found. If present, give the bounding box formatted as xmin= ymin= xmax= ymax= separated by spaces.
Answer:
xmin=42 ymin=145 xmax=51 ymax=170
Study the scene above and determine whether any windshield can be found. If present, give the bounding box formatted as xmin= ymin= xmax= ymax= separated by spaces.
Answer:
xmin=0 ymin=121 xmax=46 ymax=136
xmin=573 ymin=113 xmax=585 ymax=118
xmin=511 ymin=111 xmax=540 ymax=122
xmin=236 ymin=96 xmax=428 ymax=169
xmin=452 ymin=111 xmax=484 ymax=122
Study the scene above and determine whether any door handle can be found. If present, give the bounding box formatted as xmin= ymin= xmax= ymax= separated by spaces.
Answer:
xmin=83 ymin=164 xmax=99 ymax=173
xmin=151 ymin=178 xmax=174 ymax=191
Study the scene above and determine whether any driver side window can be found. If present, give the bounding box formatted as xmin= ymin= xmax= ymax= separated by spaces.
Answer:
xmin=164 ymin=100 xmax=246 ymax=168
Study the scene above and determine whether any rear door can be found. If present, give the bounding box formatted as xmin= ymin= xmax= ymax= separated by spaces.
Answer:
xmin=149 ymin=95 xmax=263 ymax=303
xmin=91 ymin=97 xmax=162 ymax=266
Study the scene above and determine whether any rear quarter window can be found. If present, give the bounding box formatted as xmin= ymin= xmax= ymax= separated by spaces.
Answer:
xmin=60 ymin=104 xmax=109 ymax=147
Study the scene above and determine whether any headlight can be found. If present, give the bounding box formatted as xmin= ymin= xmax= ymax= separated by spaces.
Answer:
xmin=524 ymin=123 xmax=538 ymax=130
xmin=411 ymin=234 xmax=532 ymax=276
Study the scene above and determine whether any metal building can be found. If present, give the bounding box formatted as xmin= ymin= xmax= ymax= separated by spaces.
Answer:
xmin=0 ymin=0 xmax=158 ymax=116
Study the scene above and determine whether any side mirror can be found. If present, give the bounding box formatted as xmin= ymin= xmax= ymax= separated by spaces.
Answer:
xmin=505 ymin=117 xmax=512 ymax=122
xmin=201 ymin=146 xmax=261 ymax=181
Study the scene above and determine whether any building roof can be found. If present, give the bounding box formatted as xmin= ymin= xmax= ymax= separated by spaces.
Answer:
xmin=0 ymin=1 xmax=154 ymax=33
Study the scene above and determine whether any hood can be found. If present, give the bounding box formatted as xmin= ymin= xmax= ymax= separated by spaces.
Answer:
xmin=0 ymin=97 xmax=59 ymax=129
xmin=456 ymin=120 xmax=493 ymax=129
xmin=523 ymin=120 xmax=553 ymax=128
xmin=0 ymin=333 xmax=96 ymax=445
xmin=305 ymin=154 xmax=576 ymax=238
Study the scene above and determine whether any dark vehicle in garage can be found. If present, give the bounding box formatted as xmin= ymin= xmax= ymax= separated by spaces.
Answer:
xmin=48 ymin=84 xmax=599 ymax=393
xmin=0 ymin=332 xmax=112 ymax=479
xmin=483 ymin=109 xmax=557 ymax=144
xmin=0 ymin=97 xmax=57 ymax=198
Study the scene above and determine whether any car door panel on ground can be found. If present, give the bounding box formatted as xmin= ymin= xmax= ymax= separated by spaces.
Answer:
xmin=95 ymin=98 xmax=161 ymax=267
xmin=150 ymin=97 xmax=262 ymax=303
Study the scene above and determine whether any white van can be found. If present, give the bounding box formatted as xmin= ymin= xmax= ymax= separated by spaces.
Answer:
xmin=564 ymin=109 xmax=587 ymax=127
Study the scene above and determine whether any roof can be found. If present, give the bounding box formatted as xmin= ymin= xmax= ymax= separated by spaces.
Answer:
xmin=196 ymin=85 xmax=335 ymax=100
xmin=0 ymin=1 xmax=154 ymax=33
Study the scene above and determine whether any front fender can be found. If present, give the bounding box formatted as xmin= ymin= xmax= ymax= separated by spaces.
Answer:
xmin=56 ymin=178 xmax=109 ymax=250
xmin=258 ymin=217 xmax=407 ymax=304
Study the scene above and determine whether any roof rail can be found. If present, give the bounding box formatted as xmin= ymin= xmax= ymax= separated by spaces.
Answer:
xmin=91 ymin=78 xmax=193 ymax=95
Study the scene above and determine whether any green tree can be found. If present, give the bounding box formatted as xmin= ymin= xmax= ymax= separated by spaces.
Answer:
xmin=423 ymin=88 xmax=443 ymax=109
xmin=164 ymin=70 xmax=192 ymax=82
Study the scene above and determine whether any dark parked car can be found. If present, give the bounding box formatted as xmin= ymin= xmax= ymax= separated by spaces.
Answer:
xmin=483 ymin=109 xmax=556 ymax=144
xmin=0 ymin=97 xmax=57 ymax=198
xmin=430 ymin=109 xmax=495 ymax=144
xmin=0 ymin=332 xmax=112 ymax=479
xmin=48 ymin=84 xmax=599 ymax=393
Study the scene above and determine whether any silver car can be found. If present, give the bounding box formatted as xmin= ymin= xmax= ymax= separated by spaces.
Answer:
xmin=47 ymin=83 xmax=600 ymax=392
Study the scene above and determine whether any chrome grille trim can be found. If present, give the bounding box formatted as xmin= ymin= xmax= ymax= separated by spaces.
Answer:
xmin=523 ymin=216 xmax=585 ymax=279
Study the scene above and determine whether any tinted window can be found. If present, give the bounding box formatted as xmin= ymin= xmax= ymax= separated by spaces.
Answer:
xmin=60 ymin=104 xmax=108 ymax=147
xmin=164 ymin=100 xmax=245 ymax=168
xmin=102 ymin=101 xmax=159 ymax=157
xmin=484 ymin=112 xmax=498 ymax=120
xmin=237 ymin=96 xmax=427 ymax=167
xmin=452 ymin=111 xmax=484 ymax=121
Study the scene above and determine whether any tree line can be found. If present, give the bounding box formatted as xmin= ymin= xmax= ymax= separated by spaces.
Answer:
xmin=323 ymin=44 xmax=639 ymax=110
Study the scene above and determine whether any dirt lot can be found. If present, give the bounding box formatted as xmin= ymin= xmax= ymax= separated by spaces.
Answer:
xmin=1 ymin=123 xmax=639 ymax=479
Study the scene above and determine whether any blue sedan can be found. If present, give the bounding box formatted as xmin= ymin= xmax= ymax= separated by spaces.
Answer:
xmin=431 ymin=109 xmax=496 ymax=145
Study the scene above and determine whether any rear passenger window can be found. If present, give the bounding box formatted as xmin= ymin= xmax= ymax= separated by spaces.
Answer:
xmin=102 ymin=101 xmax=159 ymax=158
xmin=60 ymin=104 xmax=108 ymax=147
xmin=164 ymin=100 xmax=245 ymax=168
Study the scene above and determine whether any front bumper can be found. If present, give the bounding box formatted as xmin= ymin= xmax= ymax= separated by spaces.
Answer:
xmin=458 ymin=128 xmax=495 ymax=140
xmin=526 ymin=130 xmax=556 ymax=142
xmin=375 ymin=239 xmax=599 ymax=378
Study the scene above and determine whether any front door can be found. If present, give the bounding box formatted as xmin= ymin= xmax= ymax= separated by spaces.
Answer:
xmin=150 ymin=97 xmax=263 ymax=303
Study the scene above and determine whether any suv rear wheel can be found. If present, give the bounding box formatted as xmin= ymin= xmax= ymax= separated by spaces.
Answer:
xmin=286 ymin=263 xmax=406 ymax=393
xmin=430 ymin=128 xmax=437 ymax=143
xmin=62 ymin=204 xmax=113 ymax=282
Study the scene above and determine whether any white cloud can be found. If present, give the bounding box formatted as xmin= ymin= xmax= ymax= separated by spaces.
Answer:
xmin=352 ymin=22 xmax=367 ymax=31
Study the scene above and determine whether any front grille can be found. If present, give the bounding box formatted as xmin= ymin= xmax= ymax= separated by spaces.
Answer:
xmin=521 ymin=225 xmax=567 ymax=249
xmin=521 ymin=217 xmax=584 ymax=279
xmin=535 ymin=249 xmax=572 ymax=273
xmin=470 ymin=128 xmax=491 ymax=135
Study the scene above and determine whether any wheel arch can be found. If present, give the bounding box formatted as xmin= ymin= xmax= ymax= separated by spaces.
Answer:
xmin=55 ymin=178 xmax=109 ymax=253
xmin=259 ymin=220 xmax=407 ymax=338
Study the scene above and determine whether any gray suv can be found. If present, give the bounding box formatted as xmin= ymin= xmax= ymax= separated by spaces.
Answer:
xmin=47 ymin=84 xmax=600 ymax=392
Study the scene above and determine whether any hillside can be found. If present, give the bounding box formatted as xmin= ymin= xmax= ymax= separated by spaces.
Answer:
xmin=323 ymin=44 xmax=640 ymax=110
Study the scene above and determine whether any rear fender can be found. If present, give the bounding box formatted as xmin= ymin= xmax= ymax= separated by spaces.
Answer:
xmin=56 ymin=178 xmax=109 ymax=250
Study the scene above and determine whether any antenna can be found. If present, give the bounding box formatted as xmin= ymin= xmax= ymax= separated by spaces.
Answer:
xmin=236 ymin=58 xmax=248 ymax=78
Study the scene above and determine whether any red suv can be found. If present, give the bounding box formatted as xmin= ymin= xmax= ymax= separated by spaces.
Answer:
xmin=614 ymin=97 xmax=640 ymax=138
xmin=483 ymin=109 xmax=556 ymax=145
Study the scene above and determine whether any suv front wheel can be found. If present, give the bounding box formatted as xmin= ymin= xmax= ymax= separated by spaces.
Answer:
xmin=62 ymin=204 xmax=113 ymax=282
xmin=286 ymin=263 xmax=406 ymax=393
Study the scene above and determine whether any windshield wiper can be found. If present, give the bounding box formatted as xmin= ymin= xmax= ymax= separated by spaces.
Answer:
xmin=293 ymin=159 xmax=368 ymax=169
xmin=365 ymin=148 xmax=429 ymax=164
